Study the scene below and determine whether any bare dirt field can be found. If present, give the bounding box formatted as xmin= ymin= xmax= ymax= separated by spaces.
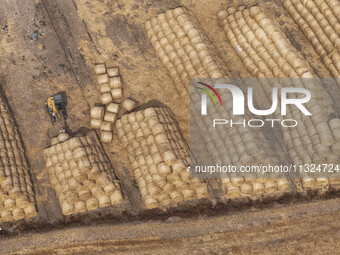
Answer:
xmin=1 ymin=198 xmax=340 ymax=254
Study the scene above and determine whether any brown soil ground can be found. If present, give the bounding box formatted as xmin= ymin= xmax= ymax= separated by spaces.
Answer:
xmin=1 ymin=198 xmax=340 ymax=254
xmin=0 ymin=0 xmax=339 ymax=253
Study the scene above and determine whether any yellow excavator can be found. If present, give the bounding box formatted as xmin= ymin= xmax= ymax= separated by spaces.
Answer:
xmin=46 ymin=93 xmax=67 ymax=132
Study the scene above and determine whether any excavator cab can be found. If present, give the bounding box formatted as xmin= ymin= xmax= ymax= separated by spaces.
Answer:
xmin=52 ymin=94 xmax=67 ymax=120
xmin=46 ymin=93 xmax=67 ymax=131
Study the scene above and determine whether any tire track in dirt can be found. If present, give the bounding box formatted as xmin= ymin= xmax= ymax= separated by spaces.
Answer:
xmin=2 ymin=198 xmax=340 ymax=254
xmin=41 ymin=0 xmax=91 ymax=111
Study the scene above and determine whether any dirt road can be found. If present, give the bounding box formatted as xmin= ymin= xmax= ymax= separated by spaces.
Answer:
xmin=2 ymin=198 xmax=340 ymax=254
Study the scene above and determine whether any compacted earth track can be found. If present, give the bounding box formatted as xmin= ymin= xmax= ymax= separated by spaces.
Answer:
xmin=2 ymin=198 xmax=340 ymax=254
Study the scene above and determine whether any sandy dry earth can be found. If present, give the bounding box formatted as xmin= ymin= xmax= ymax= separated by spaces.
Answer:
xmin=1 ymin=198 xmax=340 ymax=254
xmin=0 ymin=0 xmax=339 ymax=253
